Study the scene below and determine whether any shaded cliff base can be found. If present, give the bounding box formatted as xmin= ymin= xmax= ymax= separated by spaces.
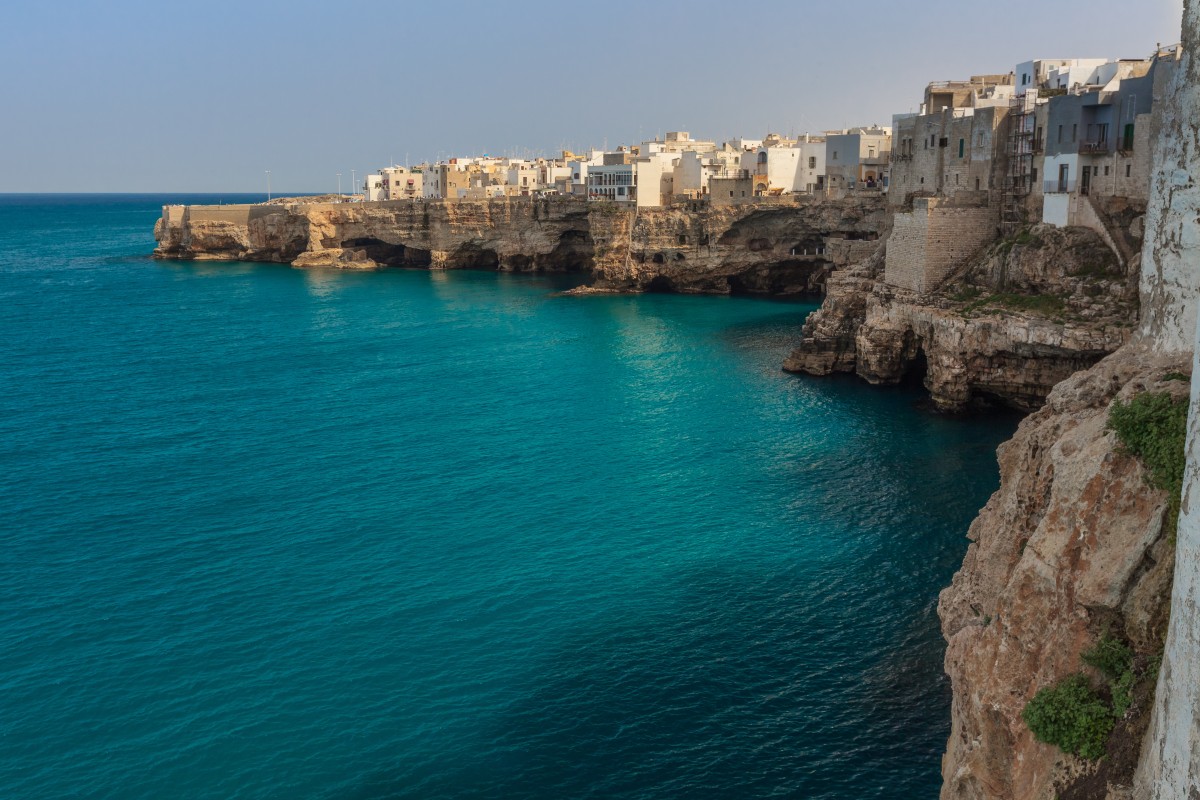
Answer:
xmin=937 ymin=344 xmax=1188 ymax=800
xmin=784 ymin=225 xmax=1141 ymax=413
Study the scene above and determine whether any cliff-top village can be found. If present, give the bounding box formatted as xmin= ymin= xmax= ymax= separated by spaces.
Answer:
xmin=363 ymin=50 xmax=1175 ymax=215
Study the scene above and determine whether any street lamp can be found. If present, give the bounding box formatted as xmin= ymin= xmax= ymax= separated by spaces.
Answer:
xmin=351 ymin=169 xmax=356 ymax=200
xmin=265 ymin=170 xmax=271 ymax=202
xmin=337 ymin=173 xmax=342 ymax=199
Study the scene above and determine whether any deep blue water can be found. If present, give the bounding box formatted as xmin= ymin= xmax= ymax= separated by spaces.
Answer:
xmin=0 ymin=195 xmax=1018 ymax=799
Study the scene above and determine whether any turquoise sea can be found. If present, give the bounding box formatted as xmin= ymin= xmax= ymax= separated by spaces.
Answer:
xmin=0 ymin=195 xmax=1018 ymax=799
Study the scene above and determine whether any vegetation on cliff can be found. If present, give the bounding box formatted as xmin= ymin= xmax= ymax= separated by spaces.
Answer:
xmin=1022 ymin=674 xmax=1115 ymax=760
xmin=1108 ymin=390 xmax=1189 ymax=535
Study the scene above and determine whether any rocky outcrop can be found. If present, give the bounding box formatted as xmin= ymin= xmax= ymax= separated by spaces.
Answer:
xmin=939 ymin=346 xmax=1185 ymax=800
xmin=785 ymin=225 xmax=1141 ymax=412
xmin=782 ymin=247 xmax=884 ymax=374
xmin=154 ymin=196 xmax=888 ymax=297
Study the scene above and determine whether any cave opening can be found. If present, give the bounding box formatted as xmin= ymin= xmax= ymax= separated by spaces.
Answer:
xmin=644 ymin=276 xmax=675 ymax=293
xmin=545 ymin=229 xmax=594 ymax=272
xmin=340 ymin=237 xmax=431 ymax=267
xmin=901 ymin=346 xmax=930 ymax=390
xmin=451 ymin=244 xmax=501 ymax=269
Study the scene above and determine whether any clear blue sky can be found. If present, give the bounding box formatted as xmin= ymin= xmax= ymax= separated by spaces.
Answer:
xmin=0 ymin=0 xmax=1184 ymax=193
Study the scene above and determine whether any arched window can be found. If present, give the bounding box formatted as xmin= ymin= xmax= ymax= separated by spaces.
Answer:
xmin=757 ymin=152 xmax=767 ymax=165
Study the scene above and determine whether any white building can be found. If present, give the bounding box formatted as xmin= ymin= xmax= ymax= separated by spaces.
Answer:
xmin=587 ymin=162 xmax=637 ymax=202
xmin=824 ymin=126 xmax=892 ymax=196
xmin=741 ymin=135 xmax=827 ymax=195
xmin=364 ymin=174 xmax=384 ymax=202
xmin=1015 ymin=58 xmax=1120 ymax=96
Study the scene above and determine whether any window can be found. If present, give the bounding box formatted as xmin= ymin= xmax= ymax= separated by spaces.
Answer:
xmin=1058 ymin=125 xmax=1063 ymax=144
xmin=1072 ymin=124 xmax=1077 ymax=142
xmin=958 ymin=138 xmax=965 ymax=158
xmin=976 ymin=177 xmax=981 ymax=190
xmin=1104 ymin=166 xmax=1110 ymax=176
xmin=833 ymin=151 xmax=839 ymax=160
xmin=808 ymin=157 xmax=816 ymax=168
xmin=1126 ymin=164 xmax=1132 ymax=177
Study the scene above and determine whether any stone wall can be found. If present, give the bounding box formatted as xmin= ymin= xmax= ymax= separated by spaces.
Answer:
xmin=884 ymin=197 xmax=998 ymax=293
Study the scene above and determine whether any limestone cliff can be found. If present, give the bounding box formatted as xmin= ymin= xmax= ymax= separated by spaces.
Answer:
xmin=935 ymin=4 xmax=1200 ymax=795
xmin=785 ymin=225 xmax=1140 ymax=412
xmin=939 ymin=346 xmax=1185 ymax=800
xmin=580 ymin=198 xmax=887 ymax=295
xmin=154 ymin=198 xmax=595 ymax=272
xmin=154 ymin=196 xmax=887 ymax=298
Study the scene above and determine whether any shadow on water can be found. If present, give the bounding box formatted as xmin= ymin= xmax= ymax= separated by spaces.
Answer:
xmin=338 ymin=559 xmax=967 ymax=800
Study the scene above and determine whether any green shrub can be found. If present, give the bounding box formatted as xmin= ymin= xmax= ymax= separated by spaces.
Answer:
xmin=1022 ymin=674 xmax=1114 ymax=760
xmin=1082 ymin=635 xmax=1133 ymax=681
xmin=1108 ymin=392 xmax=1188 ymax=538
xmin=1163 ymin=371 xmax=1190 ymax=383
xmin=1111 ymin=669 xmax=1135 ymax=719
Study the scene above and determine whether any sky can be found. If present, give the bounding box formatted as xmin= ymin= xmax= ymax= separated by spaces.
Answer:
xmin=0 ymin=0 xmax=1185 ymax=193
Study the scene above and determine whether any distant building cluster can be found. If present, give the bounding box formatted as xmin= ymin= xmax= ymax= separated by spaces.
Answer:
xmin=361 ymin=129 xmax=889 ymax=209
xmin=359 ymin=45 xmax=1179 ymax=233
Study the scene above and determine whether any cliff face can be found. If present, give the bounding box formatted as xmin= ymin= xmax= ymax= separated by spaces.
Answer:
xmin=154 ymin=198 xmax=595 ymax=273
xmin=785 ymin=225 xmax=1139 ymax=412
xmin=938 ymin=7 xmax=1200 ymax=796
xmin=939 ymin=346 xmax=1185 ymax=800
xmin=582 ymin=198 xmax=887 ymax=295
xmin=154 ymin=196 xmax=888 ymax=297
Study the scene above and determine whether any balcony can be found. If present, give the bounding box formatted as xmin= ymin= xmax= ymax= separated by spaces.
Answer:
xmin=1044 ymin=180 xmax=1078 ymax=194
xmin=1079 ymin=141 xmax=1110 ymax=155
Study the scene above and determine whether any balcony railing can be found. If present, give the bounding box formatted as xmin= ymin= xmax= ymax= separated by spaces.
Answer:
xmin=1044 ymin=180 xmax=1078 ymax=194
xmin=1079 ymin=141 xmax=1110 ymax=155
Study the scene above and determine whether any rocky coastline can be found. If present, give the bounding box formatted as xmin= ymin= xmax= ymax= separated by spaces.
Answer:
xmin=154 ymin=195 xmax=887 ymax=298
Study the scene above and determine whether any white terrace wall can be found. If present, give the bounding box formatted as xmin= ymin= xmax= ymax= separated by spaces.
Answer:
xmin=1135 ymin=1 xmax=1200 ymax=797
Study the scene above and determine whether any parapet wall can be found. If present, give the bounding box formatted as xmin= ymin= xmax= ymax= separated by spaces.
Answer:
xmin=884 ymin=197 xmax=997 ymax=293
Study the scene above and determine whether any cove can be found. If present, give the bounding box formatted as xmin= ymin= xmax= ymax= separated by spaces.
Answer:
xmin=0 ymin=195 xmax=1018 ymax=799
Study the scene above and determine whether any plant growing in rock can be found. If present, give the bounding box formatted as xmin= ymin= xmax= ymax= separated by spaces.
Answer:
xmin=1108 ymin=391 xmax=1188 ymax=536
xmin=1082 ymin=634 xmax=1135 ymax=719
xmin=1022 ymin=674 xmax=1114 ymax=760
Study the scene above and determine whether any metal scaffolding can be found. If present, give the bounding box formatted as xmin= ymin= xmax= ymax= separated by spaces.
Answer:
xmin=1001 ymin=92 xmax=1038 ymax=235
